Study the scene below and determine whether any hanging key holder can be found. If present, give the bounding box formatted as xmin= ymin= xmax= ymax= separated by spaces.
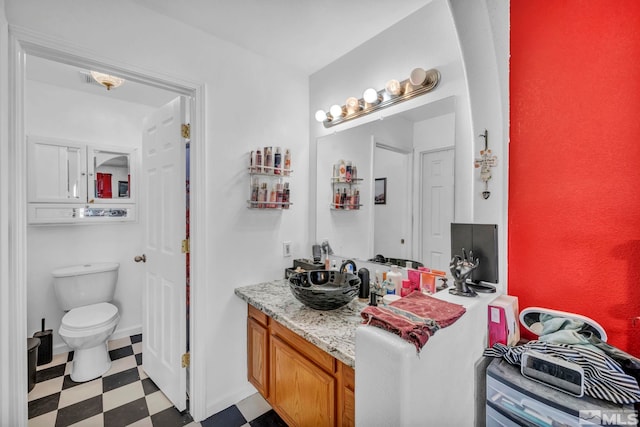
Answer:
xmin=474 ymin=129 xmax=498 ymax=199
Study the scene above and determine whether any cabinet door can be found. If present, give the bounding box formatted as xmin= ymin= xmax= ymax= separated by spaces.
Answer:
xmin=271 ymin=335 xmax=335 ymax=427
xmin=339 ymin=363 xmax=355 ymax=427
xmin=28 ymin=136 xmax=86 ymax=203
xmin=247 ymin=317 xmax=269 ymax=398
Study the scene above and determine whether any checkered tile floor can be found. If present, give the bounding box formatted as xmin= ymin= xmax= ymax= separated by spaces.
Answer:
xmin=28 ymin=334 xmax=287 ymax=426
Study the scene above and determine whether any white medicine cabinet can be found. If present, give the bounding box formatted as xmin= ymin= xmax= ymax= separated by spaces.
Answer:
xmin=27 ymin=135 xmax=137 ymax=224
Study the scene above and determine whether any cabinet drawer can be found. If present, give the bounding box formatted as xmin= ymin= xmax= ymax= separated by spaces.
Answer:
xmin=271 ymin=320 xmax=335 ymax=373
xmin=248 ymin=304 xmax=269 ymax=327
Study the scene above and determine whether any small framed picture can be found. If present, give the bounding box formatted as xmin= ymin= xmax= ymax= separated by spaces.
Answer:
xmin=375 ymin=178 xmax=387 ymax=205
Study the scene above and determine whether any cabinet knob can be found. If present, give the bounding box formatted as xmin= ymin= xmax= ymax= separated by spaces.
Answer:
xmin=134 ymin=254 xmax=146 ymax=263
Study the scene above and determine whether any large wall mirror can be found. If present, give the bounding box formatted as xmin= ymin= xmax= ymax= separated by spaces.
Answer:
xmin=315 ymin=96 xmax=462 ymax=272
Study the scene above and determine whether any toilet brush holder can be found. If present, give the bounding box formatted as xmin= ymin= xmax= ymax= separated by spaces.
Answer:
xmin=33 ymin=318 xmax=52 ymax=366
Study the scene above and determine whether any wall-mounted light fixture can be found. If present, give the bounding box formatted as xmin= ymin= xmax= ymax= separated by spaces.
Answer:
xmin=90 ymin=71 xmax=125 ymax=91
xmin=315 ymin=67 xmax=440 ymax=128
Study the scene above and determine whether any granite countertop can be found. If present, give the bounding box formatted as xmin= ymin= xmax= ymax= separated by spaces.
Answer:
xmin=235 ymin=279 xmax=367 ymax=368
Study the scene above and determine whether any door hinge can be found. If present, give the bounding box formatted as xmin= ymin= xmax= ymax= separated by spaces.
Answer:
xmin=181 ymin=239 xmax=190 ymax=254
xmin=181 ymin=123 xmax=191 ymax=139
xmin=182 ymin=352 xmax=190 ymax=368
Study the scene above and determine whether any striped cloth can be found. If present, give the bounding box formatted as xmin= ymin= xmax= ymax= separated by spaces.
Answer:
xmin=484 ymin=341 xmax=640 ymax=405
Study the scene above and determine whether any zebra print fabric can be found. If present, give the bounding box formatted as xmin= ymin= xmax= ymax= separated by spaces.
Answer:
xmin=484 ymin=341 xmax=640 ymax=404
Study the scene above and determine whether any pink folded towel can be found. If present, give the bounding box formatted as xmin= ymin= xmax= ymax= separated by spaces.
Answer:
xmin=361 ymin=291 xmax=466 ymax=351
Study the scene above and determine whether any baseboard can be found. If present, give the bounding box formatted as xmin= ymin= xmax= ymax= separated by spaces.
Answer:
xmin=52 ymin=324 xmax=142 ymax=356
xmin=203 ymin=383 xmax=257 ymax=422
xmin=111 ymin=324 xmax=142 ymax=341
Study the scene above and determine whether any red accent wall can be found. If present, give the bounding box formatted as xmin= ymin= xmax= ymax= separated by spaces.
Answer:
xmin=510 ymin=0 xmax=640 ymax=356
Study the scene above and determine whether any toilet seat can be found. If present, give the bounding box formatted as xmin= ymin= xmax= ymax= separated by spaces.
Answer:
xmin=61 ymin=302 xmax=119 ymax=332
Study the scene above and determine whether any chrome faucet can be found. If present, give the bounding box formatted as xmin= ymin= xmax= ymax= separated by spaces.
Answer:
xmin=339 ymin=259 xmax=357 ymax=274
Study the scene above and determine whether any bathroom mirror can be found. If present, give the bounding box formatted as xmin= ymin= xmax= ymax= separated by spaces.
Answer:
xmin=90 ymin=148 xmax=133 ymax=202
xmin=316 ymin=97 xmax=458 ymax=272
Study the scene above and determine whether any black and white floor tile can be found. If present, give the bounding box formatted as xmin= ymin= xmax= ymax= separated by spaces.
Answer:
xmin=28 ymin=334 xmax=287 ymax=426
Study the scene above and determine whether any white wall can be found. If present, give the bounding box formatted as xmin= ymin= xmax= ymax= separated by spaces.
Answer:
xmin=5 ymin=0 xmax=309 ymax=420
xmin=25 ymin=80 xmax=153 ymax=351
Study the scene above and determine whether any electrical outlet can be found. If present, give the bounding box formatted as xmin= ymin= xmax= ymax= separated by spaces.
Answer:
xmin=283 ymin=241 xmax=292 ymax=257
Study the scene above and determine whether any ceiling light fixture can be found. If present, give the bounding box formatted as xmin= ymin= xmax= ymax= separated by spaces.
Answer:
xmin=315 ymin=67 xmax=440 ymax=128
xmin=90 ymin=71 xmax=125 ymax=91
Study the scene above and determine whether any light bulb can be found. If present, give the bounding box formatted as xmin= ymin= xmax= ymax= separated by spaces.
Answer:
xmin=329 ymin=104 xmax=344 ymax=119
xmin=363 ymin=88 xmax=380 ymax=105
xmin=315 ymin=109 xmax=328 ymax=122
xmin=345 ymin=97 xmax=360 ymax=114
xmin=385 ymin=79 xmax=402 ymax=96
xmin=409 ymin=67 xmax=427 ymax=86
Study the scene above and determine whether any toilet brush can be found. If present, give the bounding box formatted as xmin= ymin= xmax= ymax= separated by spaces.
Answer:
xmin=33 ymin=318 xmax=52 ymax=365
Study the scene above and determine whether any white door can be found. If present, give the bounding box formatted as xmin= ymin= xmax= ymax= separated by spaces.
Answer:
xmin=141 ymin=96 xmax=187 ymax=411
xmin=373 ymin=146 xmax=412 ymax=259
xmin=419 ymin=148 xmax=454 ymax=271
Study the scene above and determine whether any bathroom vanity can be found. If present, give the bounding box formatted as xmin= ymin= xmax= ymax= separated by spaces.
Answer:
xmin=236 ymin=278 xmax=498 ymax=426
xmin=235 ymin=279 xmax=363 ymax=427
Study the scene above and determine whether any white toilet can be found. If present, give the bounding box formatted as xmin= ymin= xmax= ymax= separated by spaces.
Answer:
xmin=52 ymin=262 xmax=120 ymax=382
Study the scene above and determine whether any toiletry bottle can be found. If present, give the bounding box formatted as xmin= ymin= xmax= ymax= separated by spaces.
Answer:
xmin=250 ymin=178 xmax=259 ymax=206
xmin=258 ymin=183 xmax=267 ymax=208
xmin=350 ymin=189 xmax=356 ymax=210
xmin=387 ymin=266 xmax=403 ymax=296
xmin=265 ymin=147 xmax=273 ymax=173
xmin=338 ymin=160 xmax=346 ymax=182
xmin=269 ymin=184 xmax=277 ymax=208
xmin=334 ymin=188 xmax=341 ymax=209
xmin=345 ymin=161 xmax=352 ymax=183
xmin=352 ymin=165 xmax=357 ymax=181
xmin=255 ymin=149 xmax=262 ymax=173
xmin=274 ymin=147 xmax=282 ymax=175
xmin=340 ymin=188 xmax=347 ymax=208
xmin=276 ymin=182 xmax=284 ymax=207
xmin=284 ymin=149 xmax=291 ymax=176
xmin=282 ymin=182 xmax=290 ymax=209
xmin=384 ymin=279 xmax=395 ymax=295
xmin=400 ymin=279 xmax=412 ymax=297
xmin=354 ymin=189 xmax=360 ymax=209
xmin=250 ymin=150 xmax=255 ymax=172
xmin=324 ymin=253 xmax=330 ymax=270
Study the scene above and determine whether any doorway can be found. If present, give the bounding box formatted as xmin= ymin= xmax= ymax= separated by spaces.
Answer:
xmin=6 ymin=30 xmax=207 ymax=423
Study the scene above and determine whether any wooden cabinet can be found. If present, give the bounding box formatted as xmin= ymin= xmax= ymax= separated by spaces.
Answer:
xmin=339 ymin=363 xmax=355 ymax=427
xmin=246 ymin=304 xmax=355 ymax=427
xmin=247 ymin=306 xmax=269 ymax=397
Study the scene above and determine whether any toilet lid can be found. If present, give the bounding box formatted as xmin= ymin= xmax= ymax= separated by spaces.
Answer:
xmin=62 ymin=302 xmax=118 ymax=331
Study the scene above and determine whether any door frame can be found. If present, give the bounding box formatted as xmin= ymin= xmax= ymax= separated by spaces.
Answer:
xmin=4 ymin=27 xmax=208 ymax=422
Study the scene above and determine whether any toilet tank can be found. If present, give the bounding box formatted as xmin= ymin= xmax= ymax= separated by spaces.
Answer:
xmin=52 ymin=262 xmax=119 ymax=311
